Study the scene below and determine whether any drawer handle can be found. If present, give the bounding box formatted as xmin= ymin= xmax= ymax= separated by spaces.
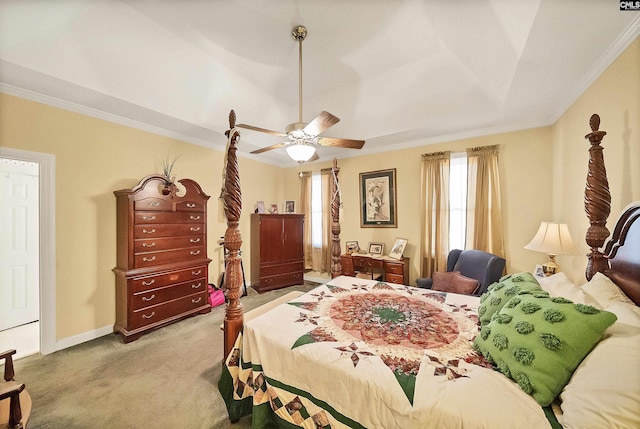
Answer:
xmin=190 ymin=227 xmax=201 ymax=232
xmin=142 ymin=215 xmax=156 ymax=220
xmin=192 ymin=297 xmax=202 ymax=304
xmin=190 ymin=250 xmax=200 ymax=256
xmin=142 ymin=242 xmax=156 ymax=248
xmin=192 ymin=283 xmax=202 ymax=289
xmin=142 ymin=294 xmax=155 ymax=301
xmin=143 ymin=256 xmax=157 ymax=262
xmin=187 ymin=203 xmax=196 ymax=208
xmin=190 ymin=238 xmax=200 ymax=243
xmin=149 ymin=202 xmax=160 ymax=207
xmin=190 ymin=215 xmax=201 ymax=220
xmin=192 ymin=270 xmax=201 ymax=276
xmin=143 ymin=229 xmax=156 ymax=234
xmin=142 ymin=279 xmax=155 ymax=286
xmin=142 ymin=312 xmax=155 ymax=319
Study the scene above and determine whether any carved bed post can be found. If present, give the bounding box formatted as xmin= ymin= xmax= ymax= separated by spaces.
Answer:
xmin=330 ymin=158 xmax=342 ymax=278
xmin=222 ymin=110 xmax=244 ymax=361
xmin=584 ymin=113 xmax=611 ymax=280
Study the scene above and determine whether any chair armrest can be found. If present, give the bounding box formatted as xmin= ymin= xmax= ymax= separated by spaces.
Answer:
xmin=1 ymin=350 xmax=16 ymax=382
xmin=0 ymin=380 xmax=26 ymax=428
xmin=415 ymin=278 xmax=434 ymax=289
xmin=0 ymin=381 xmax=25 ymax=401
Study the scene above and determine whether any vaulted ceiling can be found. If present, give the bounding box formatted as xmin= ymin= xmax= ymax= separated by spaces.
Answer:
xmin=1 ymin=1 xmax=638 ymax=166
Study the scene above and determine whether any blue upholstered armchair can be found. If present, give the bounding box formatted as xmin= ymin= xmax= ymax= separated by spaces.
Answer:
xmin=415 ymin=249 xmax=506 ymax=296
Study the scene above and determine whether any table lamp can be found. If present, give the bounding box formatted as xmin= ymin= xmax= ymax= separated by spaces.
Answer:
xmin=524 ymin=221 xmax=579 ymax=276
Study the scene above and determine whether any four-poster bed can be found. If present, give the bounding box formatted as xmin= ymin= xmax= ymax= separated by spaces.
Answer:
xmin=218 ymin=111 xmax=639 ymax=428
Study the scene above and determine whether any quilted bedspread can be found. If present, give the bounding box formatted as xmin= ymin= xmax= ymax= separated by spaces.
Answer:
xmin=218 ymin=276 xmax=554 ymax=428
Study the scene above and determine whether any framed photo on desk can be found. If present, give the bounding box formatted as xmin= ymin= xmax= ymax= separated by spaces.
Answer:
xmin=389 ymin=238 xmax=407 ymax=260
xmin=368 ymin=242 xmax=384 ymax=256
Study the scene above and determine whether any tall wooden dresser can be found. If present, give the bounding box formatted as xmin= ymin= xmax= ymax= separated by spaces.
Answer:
xmin=250 ymin=213 xmax=304 ymax=293
xmin=113 ymin=175 xmax=211 ymax=343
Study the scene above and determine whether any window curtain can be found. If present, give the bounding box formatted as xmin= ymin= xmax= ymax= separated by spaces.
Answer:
xmin=420 ymin=151 xmax=451 ymax=278
xmin=320 ymin=168 xmax=332 ymax=273
xmin=466 ymin=145 xmax=505 ymax=257
xmin=299 ymin=171 xmax=313 ymax=269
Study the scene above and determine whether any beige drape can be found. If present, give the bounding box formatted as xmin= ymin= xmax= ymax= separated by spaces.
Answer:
xmin=466 ymin=145 xmax=505 ymax=257
xmin=420 ymin=151 xmax=450 ymax=278
xmin=299 ymin=171 xmax=313 ymax=269
xmin=299 ymin=170 xmax=332 ymax=273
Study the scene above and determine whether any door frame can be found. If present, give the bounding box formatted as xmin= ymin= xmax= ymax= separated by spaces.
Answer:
xmin=0 ymin=147 xmax=56 ymax=355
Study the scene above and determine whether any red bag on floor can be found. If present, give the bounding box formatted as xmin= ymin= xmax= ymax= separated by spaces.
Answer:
xmin=208 ymin=284 xmax=225 ymax=307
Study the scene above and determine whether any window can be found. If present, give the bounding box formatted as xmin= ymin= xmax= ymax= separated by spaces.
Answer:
xmin=449 ymin=153 xmax=467 ymax=250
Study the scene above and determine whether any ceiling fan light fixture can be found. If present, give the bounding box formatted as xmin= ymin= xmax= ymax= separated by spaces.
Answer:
xmin=286 ymin=141 xmax=316 ymax=163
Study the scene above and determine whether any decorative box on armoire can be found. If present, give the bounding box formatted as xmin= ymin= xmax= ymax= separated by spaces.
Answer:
xmin=250 ymin=213 xmax=304 ymax=293
xmin=113 ymin=175 xmax=211 ymax=343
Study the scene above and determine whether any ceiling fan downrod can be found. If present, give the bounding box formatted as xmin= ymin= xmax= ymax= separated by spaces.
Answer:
xmin=292 ymin=25 xmax=307 ymax=125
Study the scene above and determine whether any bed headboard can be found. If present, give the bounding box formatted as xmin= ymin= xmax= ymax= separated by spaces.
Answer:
xmin=584 ymin=113 xmax=640 ymax=305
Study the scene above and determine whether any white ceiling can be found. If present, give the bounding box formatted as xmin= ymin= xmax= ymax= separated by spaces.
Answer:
xmin=1 ymin=0 xmax=638 ymax=167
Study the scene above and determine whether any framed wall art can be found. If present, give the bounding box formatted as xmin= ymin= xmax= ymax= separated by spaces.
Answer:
xmin=359 ymin=168 xmax=397 ymax=227
xmin=345 ymin=241 xmax=359 ymax=254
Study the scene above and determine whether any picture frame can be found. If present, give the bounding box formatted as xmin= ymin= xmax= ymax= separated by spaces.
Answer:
xmin=368 ymin=242 xmax=384 ymax=255
xmin=533 ymin=264 xmax=545 ymax=278
xmin=389 ymin=238 xmax=408 ymax=260
xmin=269 ymin=203 xmax=278 ymax=214
xmin=345 ymin=241 xmax=359 ymax=254
xmin=359 ymin=168 xmax=397 ymax=227
xmin=284 ymin=200 xmax=295 ymax=214
xmin=256 ymin=201 xmax=266 ymax=214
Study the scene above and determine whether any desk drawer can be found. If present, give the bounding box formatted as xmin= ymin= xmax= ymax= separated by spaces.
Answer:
xmin=385 ymin=273 xmax=405 ymax=285
xmin=384 ymin=261 xmax=404 ymax=274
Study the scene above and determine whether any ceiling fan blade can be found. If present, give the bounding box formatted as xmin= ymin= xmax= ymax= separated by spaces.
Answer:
xmin=317 ymin=136 xmax=365 ymax=149
xmin=307 ymin=152 xmax=320 ymax=162
xmin=250 ymin=142 xmax=288 ymax=154
xmin=303 ymin=111 xmax=340 ymax=136
xmin=237 ymin=124 xmax=288 ymax=138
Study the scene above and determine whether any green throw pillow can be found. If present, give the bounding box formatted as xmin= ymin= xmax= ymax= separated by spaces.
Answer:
xmin=473 ymin=294 xmax=617 ymax=406
xmin=478 ymin=272 xmax=544 ymax=326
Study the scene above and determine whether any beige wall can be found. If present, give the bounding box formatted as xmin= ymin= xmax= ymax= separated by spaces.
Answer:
xmin=282 ymin=128 xmax=553 ymax=284
xmin=0 ymin=36 xmax=637 ymax=345
xmin=0 ymin=93 xmax=281 ymax=340
xmin=551 ymin=36 xmax=640 ymax=284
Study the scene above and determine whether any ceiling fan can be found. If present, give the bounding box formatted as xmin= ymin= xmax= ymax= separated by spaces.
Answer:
xmin=237 ymin=25 xmax=365 ymax=163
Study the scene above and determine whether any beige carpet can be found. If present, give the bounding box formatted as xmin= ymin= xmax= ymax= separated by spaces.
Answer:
xmin=9 ymin=283 xmax=318 ymax=429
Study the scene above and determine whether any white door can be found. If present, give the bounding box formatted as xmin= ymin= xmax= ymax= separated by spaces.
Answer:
xmin=0 ymin=158 xmax=40 ymax=331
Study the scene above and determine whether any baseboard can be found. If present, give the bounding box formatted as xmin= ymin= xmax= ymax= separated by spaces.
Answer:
xmin=55 ymin=325 xmax=114 ymax=352
xmin=304 ymin=274 xmax=330 ymax=284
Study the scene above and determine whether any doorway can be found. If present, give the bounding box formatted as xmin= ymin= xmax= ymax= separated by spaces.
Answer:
xmin=0 ymin=147 xmax=56 ymax=357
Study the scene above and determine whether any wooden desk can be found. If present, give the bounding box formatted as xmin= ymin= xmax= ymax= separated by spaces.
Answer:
xmin=340 ymin=254 xmax=410 ymax=285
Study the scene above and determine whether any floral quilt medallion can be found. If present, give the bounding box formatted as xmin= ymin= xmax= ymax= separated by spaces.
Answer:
xmin=288 ymin=280 xmax=490 ymax=404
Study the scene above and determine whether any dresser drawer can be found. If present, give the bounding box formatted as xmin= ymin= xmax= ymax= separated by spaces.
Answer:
xmin=134 ymin=246 xmax=206 ymax=268
xmin=384 ymin=261 xmax=404 ymax=274
xmin=135 ymin=211 xmax=204 ymax=224
xmin=134 ymin=235 xmax=205 ymax=253
xmin=257 ymin=271 xmax=304 ymax=292
xmin=133 ymin=198 xmax=173 ymax=211
xmin=131 ymin=279 xmax=207 ymax=310
xmin=176 ymin=200 xmax=205 ymax=212
xmin=130 ymin=291 xmax=208 ymax=329
xmin=132 ymin=266 xmax=207 ymax=293
xmin=385 ymin=273 xmax=405 ymax=285
xmin=134 ymin=224 xmax=205 ymax=239
xmin=259 ymin=261 xmax=304 ymax=277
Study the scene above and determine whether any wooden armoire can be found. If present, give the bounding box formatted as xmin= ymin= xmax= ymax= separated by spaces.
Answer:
xmin=250 ymin=213 xmax=304 ymax=293
xmin=113 ymin=175 xmax=211 ymax=343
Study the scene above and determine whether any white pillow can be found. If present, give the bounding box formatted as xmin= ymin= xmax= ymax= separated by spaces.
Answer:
xmin=581 ymin=272 xmax=635 ymax=308
xmin=536 ymin=272 xmax=588 ymax=304
xmin=560 ymin=302 xmax=640 ymax=429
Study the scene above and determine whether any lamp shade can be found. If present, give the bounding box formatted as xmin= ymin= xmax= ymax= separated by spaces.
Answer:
xmin=524 ymin=222 xmax=579 ymax=256
xmin=286 ymin=142 xmax=316 ymax=162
